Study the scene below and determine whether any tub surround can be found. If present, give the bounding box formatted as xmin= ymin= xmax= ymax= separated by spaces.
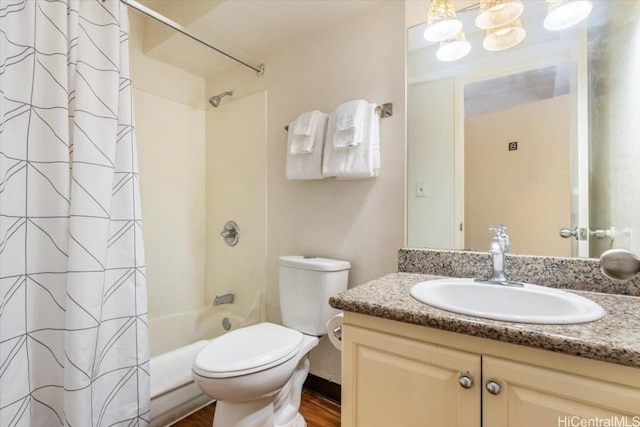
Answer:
xmin=329 ymin=248 xmax=640 ymax=368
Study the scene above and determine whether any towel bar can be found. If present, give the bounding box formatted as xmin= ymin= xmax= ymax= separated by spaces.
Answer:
xmin=284 ymin=102 xmax=393 ymax=131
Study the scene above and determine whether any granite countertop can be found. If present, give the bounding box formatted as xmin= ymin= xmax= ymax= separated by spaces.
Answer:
xmin=329 ymin=273 xmax=640 ymax=368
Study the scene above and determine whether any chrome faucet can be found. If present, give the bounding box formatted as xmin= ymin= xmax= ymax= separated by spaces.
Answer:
xmin=213 ymin=293 xmax=235 ymax=306
xmin=475 ymin=225 xmax=523 ymax=287
xmin=488 ymin=228 xmax=507 ymax=282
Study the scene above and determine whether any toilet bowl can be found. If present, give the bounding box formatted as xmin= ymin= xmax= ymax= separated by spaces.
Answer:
xmin=193 ymin=322 xmax=318 ymax=427
xmin=192 ymin=256 xmax=350 ymax=427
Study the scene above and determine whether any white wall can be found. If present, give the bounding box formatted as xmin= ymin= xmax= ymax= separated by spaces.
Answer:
xmin=130 ymin=12 xmax=207 ymax=319
xmin=205 ymin=1 xmax=406 ymax=383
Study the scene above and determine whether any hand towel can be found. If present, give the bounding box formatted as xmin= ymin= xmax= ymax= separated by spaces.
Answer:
xmin=289 ymin=110 xmax=323 ymax=154
xmin=323 ymin=103 xmax=380 ymax=179
xmin=333 ymin=99 xmax=368 ymax=150
xmin=286 ymin=113 xmax=328 ymax=180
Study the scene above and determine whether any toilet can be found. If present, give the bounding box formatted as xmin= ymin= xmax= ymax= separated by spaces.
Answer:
xmin=192 ymin=256 xmax=350 ymax=427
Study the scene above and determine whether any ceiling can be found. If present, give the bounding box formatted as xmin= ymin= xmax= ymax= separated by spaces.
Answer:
xmin=464 ymin=65 xmax=570 ymax=118
xmin=133 ymin=0 xmax=379 ymax=78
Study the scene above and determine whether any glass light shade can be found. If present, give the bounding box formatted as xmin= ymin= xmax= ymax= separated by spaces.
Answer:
xmin=424 ymin=0 xmax=463 ymax=42
xmin=436 ymin=32 xmax=471 ymax=62
xmin=476 ymin=0 xmax=524 ymax=29
xmin=483 ymin=18 xmax=526 ymax=51
xmin=543 ymin=0 xmax=593 ymax=31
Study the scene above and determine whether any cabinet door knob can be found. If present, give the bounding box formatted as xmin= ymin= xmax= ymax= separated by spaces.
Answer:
xmin=485 ymin=380 xmax=502 ymax=395
xmin=458 ymin=374 xmax=473 ymax=389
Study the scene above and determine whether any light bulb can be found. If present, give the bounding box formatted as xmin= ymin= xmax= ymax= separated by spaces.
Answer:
xmin=437 ymin=32 xmax=471 ymax=62
xmin=544 ymin=0 xmax=593 ymax=31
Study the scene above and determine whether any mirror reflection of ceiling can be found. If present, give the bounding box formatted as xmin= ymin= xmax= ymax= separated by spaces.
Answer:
xmin=464 ymin=65 xmax=570 ymax=118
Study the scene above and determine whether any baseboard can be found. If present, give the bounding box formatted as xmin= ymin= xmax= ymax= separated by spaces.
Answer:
xmin=303 ymin=374 xmax=341 ymax=405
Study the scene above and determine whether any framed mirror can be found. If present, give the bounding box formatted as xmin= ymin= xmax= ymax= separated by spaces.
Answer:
xmin=407 ymin=0 xmax=639 ymax=258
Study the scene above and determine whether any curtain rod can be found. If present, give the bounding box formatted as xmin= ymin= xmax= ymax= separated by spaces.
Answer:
xmin=119 ymin=0 xmax=265 ymax=76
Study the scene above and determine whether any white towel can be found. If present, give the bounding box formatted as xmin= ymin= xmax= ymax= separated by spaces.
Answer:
xmin=289 ymin=111 xmax=323 ymax=154
xmin=323 ymin=103 xmax=380 ymax=179
xmin=333 ymin=100 xmax=367 ymax=150
xmin=286 ymin=113 xmax=328 ymax=180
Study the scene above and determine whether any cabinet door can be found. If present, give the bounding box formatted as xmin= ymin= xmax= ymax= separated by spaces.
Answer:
xmin=483 ymin=356 xmax=640 ymax=427
xmin=342 ymin=325 xmax=481 ymax=427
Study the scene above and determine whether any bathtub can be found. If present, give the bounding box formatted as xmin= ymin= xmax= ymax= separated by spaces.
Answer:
xmin=149 ymin=295 xmax=260 ymax=427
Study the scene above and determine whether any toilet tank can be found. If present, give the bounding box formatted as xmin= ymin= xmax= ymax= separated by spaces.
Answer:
xmin=278 ymin=256 xmax=350 ymax=336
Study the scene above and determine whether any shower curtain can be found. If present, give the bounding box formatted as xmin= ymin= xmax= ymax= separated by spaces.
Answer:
xmin=0 ymin=0 xmax=149 ymax=425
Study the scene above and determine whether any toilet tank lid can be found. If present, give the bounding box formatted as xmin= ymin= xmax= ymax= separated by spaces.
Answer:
xmin=279 ymin=256 xmax=351 ymax=272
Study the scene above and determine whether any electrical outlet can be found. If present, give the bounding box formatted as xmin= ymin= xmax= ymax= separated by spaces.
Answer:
xmin=416 ymin=182 xmax=426 ymax=197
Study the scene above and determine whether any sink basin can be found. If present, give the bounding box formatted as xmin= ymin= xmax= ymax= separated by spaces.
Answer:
xmin=409 ymin=278 xmax=605 ymax=324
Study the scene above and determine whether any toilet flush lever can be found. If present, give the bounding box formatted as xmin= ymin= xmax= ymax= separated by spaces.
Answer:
xmin=332 ymin=326 xmax=342 ymax=342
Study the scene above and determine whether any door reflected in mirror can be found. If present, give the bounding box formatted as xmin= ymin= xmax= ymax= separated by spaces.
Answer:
xmin=407 ymin=0 xmax=640 ymax=258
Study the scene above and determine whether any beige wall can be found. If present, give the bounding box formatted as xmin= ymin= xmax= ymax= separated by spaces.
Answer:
xmin=205 ymin=1 xmax=406 ymax=383
xmin=130 ymin=12 xmax=207 ymax=319
xmin=205 ymin=92 xmax=267 ymax=319
xmin=464 ymin=95 xmax=571 ymax=256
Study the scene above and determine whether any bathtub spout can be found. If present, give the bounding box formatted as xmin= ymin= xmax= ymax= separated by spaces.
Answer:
xmin=213 ymin=293 xmax=235 ymax=306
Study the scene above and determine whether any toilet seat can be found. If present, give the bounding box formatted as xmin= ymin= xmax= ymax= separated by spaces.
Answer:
xmin=193 ymin=322 xmax=304 ymax=379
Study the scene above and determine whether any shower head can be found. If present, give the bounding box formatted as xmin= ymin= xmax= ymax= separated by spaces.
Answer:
xmin=209 ymin=91 xmax=233 ymax=107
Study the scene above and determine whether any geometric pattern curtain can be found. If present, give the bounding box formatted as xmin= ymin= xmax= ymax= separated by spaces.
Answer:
xmin=0 ymin=1 xmax=149 ymax=425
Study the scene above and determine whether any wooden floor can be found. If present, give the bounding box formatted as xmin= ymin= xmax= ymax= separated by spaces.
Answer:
xmin=172 ymin=389 xmax=341 ymax=427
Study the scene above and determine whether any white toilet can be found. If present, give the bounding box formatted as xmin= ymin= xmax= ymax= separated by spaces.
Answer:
xmin=192 ymin=256 xmax=350 ymax=427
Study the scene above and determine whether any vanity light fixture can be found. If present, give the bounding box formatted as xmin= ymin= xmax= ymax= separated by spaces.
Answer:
xmin=437 ymin=31 xmax=472 ymax=62
xmin=483 ymin=18 xmax=526 ymax=51
xmin=543 ymin=0 xmax=593 ymax=31
xmin=475 ymin=0 xmax=524 ymax=29
xmin=424 ymin=0 xmax=463 ymax=42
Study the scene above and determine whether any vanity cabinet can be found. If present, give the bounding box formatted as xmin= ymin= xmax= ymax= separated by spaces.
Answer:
xmin=341 ymin=324 xmax=481 ymax=427
xmin=482 ymin=356 xmax=639 ymax=427
xmin=341 ymin=313 xmax=640 ymax=427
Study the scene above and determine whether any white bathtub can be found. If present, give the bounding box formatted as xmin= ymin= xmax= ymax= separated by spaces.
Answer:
xmin=149 ymin=300 xmax=259 ymax=427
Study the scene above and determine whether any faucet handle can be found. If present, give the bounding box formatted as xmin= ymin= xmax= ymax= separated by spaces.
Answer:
xmin=489 ymin=225 xmax=506 ymax=236
xmin=489 ymin=225 xmax=510 ymax=253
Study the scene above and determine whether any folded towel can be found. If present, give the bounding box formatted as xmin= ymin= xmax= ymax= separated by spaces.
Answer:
xmin=289 ymin=111 xmax=323 ymax=154
xmin=333 ymin=100 xmax=367 ymax=150
xmin=286 ymin=113 xmax=328 ymax=180
xmin=293 ymin=111 xmax=319 ymax=136
xmin=335 ymin=99 xmax=367 ymax=131
xmin=323 ymin=103 xmax=380 ymax=179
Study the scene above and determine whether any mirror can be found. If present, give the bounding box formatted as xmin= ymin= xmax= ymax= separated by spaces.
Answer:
xmin=407 ymin=0 xmax=640 ymax=258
